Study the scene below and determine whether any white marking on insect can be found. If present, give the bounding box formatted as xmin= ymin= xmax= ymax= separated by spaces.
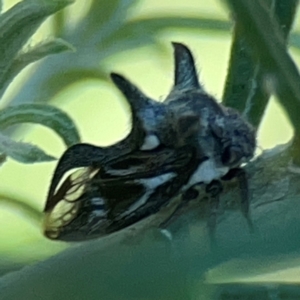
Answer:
xmin=88 ymin=197 xmax=107 ymax=220
xmin=90 ymin=210 xmax=107 ymax=217
xmin=186 ymin=158 xmax=229 ymax=186
xmin=119 ymin=173 xmax=176 ymax=218
xmin=140 ymin=134 xmax=160 ymax=150
xmin=91 ymin=197 xmax=105 ymax=205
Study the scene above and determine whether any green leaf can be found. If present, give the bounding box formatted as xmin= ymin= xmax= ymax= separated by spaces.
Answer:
xmin=245 ymin=0 xmax=298 ymax=127
xmin=225 ymin=0 xmax=300 ymax=160
xmin=273 ymin=0 xmax=299 ymax=38
xmin=290 ymin=32 xmax=300 ymax=50
xmin=0 ymin=15 xmax=232 ymax=107
xmin=9 ymin=9 xmax=300 ymax=108
xmin=0 ymin=132 xmax=55 ymax=163
xmin=44 ymin=69 xmax=107 ymax=99
xmin=52 ymin=9 xmax=66 ymax=37
xmin=15 ymin=38 xmax=74 ymax=67
xmin=0 ymin=0 xmax=73 ymax=90
xmin=0 ymin=193 xmax=42 ymax=224
xmin=222 ymin=24 xmax=261 ymax=114
xmin=223 ymin=0 xmax=298 ymax=127
xmin=99 ymin=17 xmax=232 ymax=54
xmin=0 ymin=152 xmax=6 ymax=166
xmin=0 ymin=39 xmax=75 ymax=98
xmin=0 ymin=104 xmax=80 ymax=147
xmin=79 ymin=0 xmax=138 ymax=45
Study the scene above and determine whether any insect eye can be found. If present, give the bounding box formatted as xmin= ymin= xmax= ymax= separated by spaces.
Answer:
xmin=221 ymin=146 xmax=241 ymax=166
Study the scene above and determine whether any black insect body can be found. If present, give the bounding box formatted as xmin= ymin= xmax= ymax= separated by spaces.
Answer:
xmin=43 ymin=43 xmax=256 ymax=241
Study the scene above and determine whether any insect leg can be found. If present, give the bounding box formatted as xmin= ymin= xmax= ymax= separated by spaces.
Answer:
xmin=222 ymin=168 xmax=254 ymax=232
xmin=158 ymin=182 xmax=205 ymax=229
xmin=206 ymin=180 xmax=223 ymax=245
xmin=158 ymin=198 xmax=189 ymax=229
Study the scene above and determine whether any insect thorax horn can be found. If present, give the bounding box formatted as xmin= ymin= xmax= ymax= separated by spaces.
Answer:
xmin=171 ymin=42 xmax=201 ymax=91
xmin=110 ymin=73 xmax=158 ymax=143
xmin=110 ymin=73 xmax=153 ymax=110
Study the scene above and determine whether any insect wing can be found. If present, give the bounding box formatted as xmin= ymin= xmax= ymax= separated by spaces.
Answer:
xmin=100 ymin=145 xmax=194 ymax=179
xmin=44 ymin=147 xmax=197 ymax=241
xmin=101 ymin=147 xmax=199 ymax=233
xmin=43 ymin=167 xmax=98 ymax=239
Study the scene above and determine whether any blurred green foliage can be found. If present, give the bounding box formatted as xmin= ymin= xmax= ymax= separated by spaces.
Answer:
xmin=0 ymin=0 xmax=79 ymax=164
xmin=223 ymin=0 xmax=298 ymax=127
